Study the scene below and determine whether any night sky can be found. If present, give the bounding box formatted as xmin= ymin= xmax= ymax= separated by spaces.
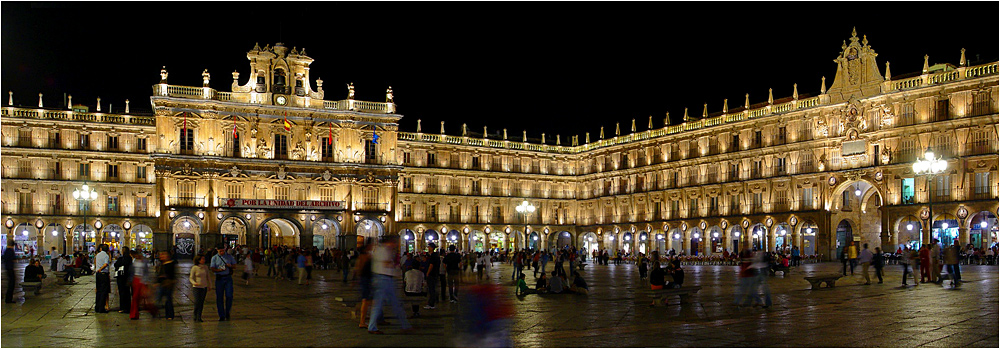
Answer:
xmin=3 ymin=2 xmax=997 ymax=142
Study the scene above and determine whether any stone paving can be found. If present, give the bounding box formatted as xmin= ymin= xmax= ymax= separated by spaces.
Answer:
xmin=2 ymin=259 xmax=997 ymax=348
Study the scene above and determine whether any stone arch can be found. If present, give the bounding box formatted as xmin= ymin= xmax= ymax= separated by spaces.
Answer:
xmin=132 ymin=224 xmax=154 ymax=251
xmin=686 ymin=226 xmax=704 ymax=256
xmin=931 ymin=212 xmax=959 ymax=246
xmin=400 ymin=229 xmax=416 ymax=253
xmin=170 ymin=215 xmax=203 ymax=259
xmin=469 ymin=230 xmax=486 ymax=252
xmin=796 ymin=220 xmax=820 ymax=255
xmin=706 ymin=225 xmax=724 ymax=254
xmin=968 ymin=211 xmax=998 ymax=249
xmin=828 ymin=178 xmax=884 ymax=211
xmin=12 ymin=223 xmax=39 ymax=257
xmin=312 ymin=218 xmax=341 ymax=249
xmin=260 ymin=217 xmax=303 ymax=248
xmin=749 ymin=223 xmax=768 ymax=251
xmin=220 ymin=216 xmax=248 ymax=246
xmin=42 ymin=223 xmax=67 ymax=255
xmin=894 ymin=215 xmax=922 ymax=250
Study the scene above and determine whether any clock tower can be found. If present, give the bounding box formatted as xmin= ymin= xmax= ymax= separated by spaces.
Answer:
xmin=230 ymin=42 xmax=325 ymax=107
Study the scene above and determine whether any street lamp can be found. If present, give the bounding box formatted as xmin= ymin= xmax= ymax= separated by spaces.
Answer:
xmin=73 ymin=183 xmax=98 ymax=245
xmin=515 ymin=200 xmax=535 ymax=250
xmin=913 ymin=147 xmax=947 ymax=244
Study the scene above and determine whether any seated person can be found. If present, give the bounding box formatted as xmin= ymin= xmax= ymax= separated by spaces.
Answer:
xmin=403 ymin=266 xmax=426 ymax=318
xmin=57 ymin=255 xmax=77 ymax=282
xmin=649 ymin=264 xmax=666 ymax=290
xmin=780 ymin=255 xmax=790 ymax=267
xmin=569 ymin=272 xmax=589 ymax=295
xmin=515 ymin=273 xmax=532 ymax=295
xmin=665 ymin=265 xmax=684 ymax=289
xmin=548 ymin=271 xmax=567 ymax=294
xmin=24 ymin=259 xmax=46 ymax=283
xmin=535 ymin=273 xmax=549 ymax=293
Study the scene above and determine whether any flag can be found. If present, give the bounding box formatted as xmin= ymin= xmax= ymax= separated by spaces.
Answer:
xmin=372 ymin=133 xmax=380 ymax=144
xmin=233 ymin=116 xmax=238 ymax=139
xmin=283 ymin=112 xmax=291 ymax=131
xmin=328 ymin=123 xmax=333 ymax=145
xmin=182 ymin=112 xmax=187 ymax=133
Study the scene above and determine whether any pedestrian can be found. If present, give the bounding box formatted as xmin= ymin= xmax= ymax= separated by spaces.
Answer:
xmin=444 ymin=245 xmax=462 ymax=302
xmin=902 ymin=246 xmax=919 ymax=286
xmin=847 ymin=241 xmax=858 ymax=275
xmin=341 ymin=247 xmax=352 ymax=283
xmin=94 ymin=244 xmax=112 ymax=313
xmin=114 ymin=246 xmax=133 ymax=314
xmin=155 ymin=251 xmax=176 ymax=320
xmin=944 ymin=240 xmax=962 ymax=287
xmin=424 ymin=243 xmax=440 ymax=310
xmin=929 ymin=239 xmax=941 ymax=284
xmin=476 ymin=252 xmax=489 ymax=283
xmin=189 ymin=254 xmax=211 ymax=322
xmin=918 ymin=244 xmax=931 ymax=283
xmin=539 ymin=251 xmax=549 ymax=275
xmin=872 ymin=247 xmax=884 ymax=284
xmin=4 ymin=241 xmax=18 ymax=303
xmin=367 ymin=235 xmax=413 ymax=334
xmin=209 ymin=243 xmax=237 ymax=321
xmin=129 ymin=250 xmax=155 ymax=319
xmin=242 ymin=252 xmax=253 ymax=285
xmin=858 ymin=243 xmax=873 ymax=285
xmin=734 ymin=249 xmax=755 ymax=307
xmin=355 ymin=240 xmax=381 ymax=328
xmin=638 ymin=256 xmax=648 ymax=283
xmin=751 ymin=250 xmax=772 ymax=308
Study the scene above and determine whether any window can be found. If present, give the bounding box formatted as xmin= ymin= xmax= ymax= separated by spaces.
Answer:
xmin=774 ymin=190 xmax=788 ymax=211
xmin=79 ymin=133 xmax=90 ymax=149
xmin=79 ymin=163 xmax=91 ymax=180
xmin=107 ymin=196 xmax=119 ymax=214
xmin=137 ymin=138 xmax=147 ymax=151
xmin=934 ymin=99 xmax=950 ymax=121
xmin=177 ymin=181 xmax=196 ymax=200
xmin=107 ymin=164 xmax=119 ymax=179
xmin=935 ymin=134 xmax=953 ymax=157
xmin=229 ymin=132 xmax=241 ymax=158
xmin=801 ymin=187 xmax=814 ymax=209
xmin=730 ymin=163 xmax=739 ymax=181
xmin=274 ymin=134 xmax=288 ymax=160
xmin=688 ymin=198 xmax=699 ymax=217
xmin=776 ymin=127 xmax=786 ymax=145
xmin=752 ymin=160 xmax=762 ymax=178
xmin=900 ymin=103 xmax=915 ymax=125
xmin=275 ymin=186 xmax=289 ymax=200
xmin=753 ymin=130 xmax=763 ymax=148
xmin=472 ymin=156 xmax=480 ymax=169
xmin=365 ymin=139 xmax=377 ymax=163
xmin=227 ymin=183 xmax=243 ymax=199
xmin=403 ymin=152 xmax=411 ymax=165
xmin=179 ymin=129 xmax=194 ymax=153
xmin=971 ymin=91 xmax=992 ymax=116
xmin=935 ymin=175 xmax=951 ymax=199
xmin=670 ymin=200 xmax=680 ymax=218
xmin=428 ymin=204 xmax=438 ymax=221
xmin=729 ymin=194 xmax=739 ymax=214
xmin=49 ymin=131 xmax=60 ymax=148
xmin=427 ymin=153 xmax=437 ymax=167
xmin=18 ymin=192 xmax=32 ymax=213
xmin=136 ymin=164 xmax=145 ymax=182
xmin=974 ymin=172 xmax=991 ymax=198
xmin=49 ymin=193 xmax=62 ymax=215
xmin=752 ymin=192 xmax=763 ymax=213
xmin=901 ymin=178 xmax=915 ymax=204
xmin=493 ymin=206 xmax=503 ymax=223
xmin=320 ymin=187 xmax=335 ymax=201
xmin=402 ymin=177 xmax=412 ymax=191
xmin=731 ymin=133 xmax=740 ymax=151
xmin=135 ymin=197 xmax=148 ymax=214
xmin=402 ymin=204 xmax=413 ymax=220
xmin=841 ymin=190 xmax=852 ymax=210
xmin=775 ymin=157 xmax=786 ymax=175
xmin=800 ymin=152 xmax=813 ymax=172
xmin=107 ymin=135 xmax=119 ymax=150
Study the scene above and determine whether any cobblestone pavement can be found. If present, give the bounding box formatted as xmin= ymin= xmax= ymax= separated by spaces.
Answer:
xmin=2 ymin=259 xmax=997 ymax=348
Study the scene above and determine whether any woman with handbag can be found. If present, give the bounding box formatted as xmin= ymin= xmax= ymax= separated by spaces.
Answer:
xmin=189 ymin=254 xmax=211 ymax=322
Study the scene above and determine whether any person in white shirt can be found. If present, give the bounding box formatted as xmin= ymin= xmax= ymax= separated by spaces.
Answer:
xmin=94 ymin=244 xmax=112 ymax=313
xmin=367 ymin=236 xmax=413 ymax=334
xmin=403 ymin=266 xmax=426 ymax=318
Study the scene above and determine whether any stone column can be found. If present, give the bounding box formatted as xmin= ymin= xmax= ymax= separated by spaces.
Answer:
xmin=959 ymin=226 xmax=970 ymax=246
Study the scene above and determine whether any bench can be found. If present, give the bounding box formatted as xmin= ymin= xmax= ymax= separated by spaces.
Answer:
xmin=21 ymin=281 xmax=43 ymax=295
xmin=769 ymin=265 xmax=793 ymax=276
xmin=804 ymin=274 xmax=843 ymax=289
xmin=647 ymin=286 xmax=702 ymax=306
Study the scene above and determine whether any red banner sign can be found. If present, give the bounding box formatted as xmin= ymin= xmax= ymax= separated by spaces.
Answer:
xmin=220 ymin=198 xmax=345 ymax=210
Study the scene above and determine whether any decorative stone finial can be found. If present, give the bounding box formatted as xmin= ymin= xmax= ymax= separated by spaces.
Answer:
xmin=316 ymin=78 xmax=324 ymax=92
xmin=851 ymin=27 xmax=857 ymax=38
xmin=922 ymin=54 xmax=929 ymax=74
xmin=386 ymin=86 xmax=394 ymax=103
xmin=67 ymin=95 xmax=72 ymax=109
xmin=202 ymin=69 xmax=211 ymax=87
xmin=232 ymin=71 xmax=239 ymax=81
xmin=664 ymin=112 xmax=669 ymax=126
xmin=8 ymin=91 xmax=12 ymax=106
xmin=160 ymin=66 xmax=168 ymax=83
xmin=483 ymin=126 xmax=488 ymax=138
xmin=744 ymin=94 xmax=749 ymax=109
xmin=723 ymin=99 xmax=728 ymax=113
xmin=683 ymin=108 xmax=689 ymax=122
xmin=462 ymin=123 xmax=467 ymax=136
xmin=702 ymin=103 xmax=708 ymax=118
xmin=600 ymin=126 xmax=604 ymax=139
xmin=615 ymin=123 xmax=620 ymax=136
xmin=38 ymin=93 xmax=43 ymax=108
xmin=768 ymin=88 xmax=773 ymax=105
xmin=125 ymin=99 xmax=130 ymax=114
xmin=522 ymin=130 xmax=527 ymax=142
xmin=821 ymin=76 xmax=827 ymax=93
xmin=862 ymin=35 xmax=868 ymax=46
xmin=416 ymin=119 xmax=421 ymax=133
xmin=959 ymin=48 xmax=966 ymax=67
xmin=541 ymin=133 xmax=546 ymax=144
xmin=556 ymin=134 xmax=561 ymax=145
xmin=586 ymin=132 xmax=590 ymax=143
xmin=793 ymin=83 xmax=798 ymax=100
xmin=631 ymin=118 xmax=636 ymax=133
xmin=440 ymin=121 xmax=445 ymax=134
xmin=96 ymin=97 xmax=101 ymax=112
xmin=347 ymin=82 xmax=355 ymax=99
xmin=503 ymin=128 xmax=508 ymax=140
xmin=648 ymin=116 xmax=653 ymax=130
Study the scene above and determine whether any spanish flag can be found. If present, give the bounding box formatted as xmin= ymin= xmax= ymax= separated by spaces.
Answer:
xmin=328 ymin=123 xmax=333 ymax=145
xmin=283 ymin=112 xmax=291 ymax=131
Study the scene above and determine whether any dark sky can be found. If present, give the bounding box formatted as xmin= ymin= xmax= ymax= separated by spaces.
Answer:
xmin=3 ymin=2 xmax=997 ymax=143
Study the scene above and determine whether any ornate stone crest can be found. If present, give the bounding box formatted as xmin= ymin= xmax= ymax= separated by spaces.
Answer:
xmin=277 ymin=164 xmax=287 ymax=180
xmin=229 ymin=166 xmax=241 ymax=177
xmin=321 ymin=170 xmax=332 ymax=181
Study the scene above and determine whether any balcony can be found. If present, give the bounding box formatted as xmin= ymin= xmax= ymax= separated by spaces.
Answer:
xmin=353 ymin=202 xmax=390 ymax=212
xmin=168 ymin=196 xmax=206 ymax=207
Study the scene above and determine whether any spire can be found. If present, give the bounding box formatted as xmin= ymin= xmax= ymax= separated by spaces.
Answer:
xmin=793 ymin=83 xmax=798 ymax=100
xmin=631 ymin=118 xmax=636 ymax=133
xmin=922 ymin=54 xmax=929 ymax=74
xmin=586 ymin=132 xmax=590 ymax=144
xmin=664 ymin=112 xmax=669 ymax=126
xmin=648 ymin=116 xmax=653 ymax=130
xmin=125 ymin=99 xmax=130 ymax=114
xmin=851 ymin=26 xmax=857 ymax=38
xmin=683 ymin=108 xmax=690 ymax=122
xmin=556 ymin=134 xmax=561 ymax=145
xmin=462 ymin=123 xmax=467 ymax=136
xmin=768 ymin=88 xmax=773 ymax=105
xmin=615 ymin=123 xmax=620 ymax=136
xmin=7 ymin=91 xmax=11 ymax=106
xmin=440 ymin=121 xmax=445 ymax=134
xmin=38 ymin=93 xmax=43 ymax=108
xmin=884 ymin=62 xmax=891 ymax=80
xmin=503 ymin=128 xmax=508 ymax=140
xmin=821 ymin=76 xmax=827 ymax=94
xmin=541 ymin=133 xmax=546 ymax=144
xmin=67 ymin=95 xmax=72 ymax=110
xmin=522 ymin=130 xmax=527 ymax=142
xmin=416 ymin=119 xmax=421 ymax=133
xmin=702 ymin=103 xmax=708 ymax=118
xmin=483 ymin=126 xmax=488 ymax=138
xmin=96 ymin=97 xmax=101 ymax=112
xmin=723 ymin=99 xmax=728 ymax=113
xmin=744 ymin=94 xmax=749 ymax=109
xmin=600 ymin=126 xmax=604 ymax=139
xmin=959 ymin=48 xmax=966 ymax=67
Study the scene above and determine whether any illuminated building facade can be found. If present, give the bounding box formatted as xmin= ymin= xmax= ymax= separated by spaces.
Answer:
xmin=3 ymin=31 xmax=997 ymax=259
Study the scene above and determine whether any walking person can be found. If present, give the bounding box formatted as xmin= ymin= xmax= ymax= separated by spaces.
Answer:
xmin=130 ymin=250 xmax=156 ymax=319
xmin=94 ymin=244 xmax=112 ymax=313
xmin=751 ymin=250 xmax=772 ymax=308
xmin=944 ymin=240 xmax=962 ymax=287
xmin=734 ymin=249 xmax=755 ymax=307
xmin=872 ymin=247 xmax=885 ymax=284
xmin=475 ymin=252 xmax=489 ymax=283
xmin=355 ymin=240 xmax=378 ymax=328
xmin=242 ymin=252 xmax=253 ymax=285
xmin=155 ymin=251 xmax=176 ymax=320
xmin=444 ymin=245 xmax=462 ymax=302
xmin=858 ymin=243 xmax=873 ymax=285
xmin=296 ymin=250 xmax=308 ymax=285
xmin=114 ymin=246 xmax=133 ymax=314
xmin=929 ymin=239 xmax=941 ymax=284
xmin=902 ymin=246 xmax=919 ymax=286
xmin=847 ymin=241 xmax=858 ymax=275
xmin=4 ymin=241 xmax=18 ymax=303
xmin=189 ymin=254 xmax=211 ymax=322
xmin=424 ymin=243 xmax=440 ymax=310
xmin=367 ymin=235 xmax=413 ymax=334
xmin=539 ymin=251 xmax=549 ymax=275
xmin=209 ymin=243 xmax=237 ymax=321
xmin=918 ymin=244 xmax=931 ymax=283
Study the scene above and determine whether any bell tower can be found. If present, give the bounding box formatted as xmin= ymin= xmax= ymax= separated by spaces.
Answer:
xmin=231 ymin=42 xmax=323 ymax=106
xmin=826 ymin=28 xmax=884 ymax=103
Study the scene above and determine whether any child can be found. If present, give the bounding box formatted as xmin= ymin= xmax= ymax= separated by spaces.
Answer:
xmin=515 ymin=273 xmax=531 ymax=296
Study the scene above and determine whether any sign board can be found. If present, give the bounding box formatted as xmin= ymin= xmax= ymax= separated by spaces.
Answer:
xmin=842 ymin=139 xmax=867 ymax=156
xmin=220 ymin=198 xmax=346 ymax=211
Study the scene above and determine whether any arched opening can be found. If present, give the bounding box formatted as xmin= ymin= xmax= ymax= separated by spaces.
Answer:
xmin=42 ymin=223 xmax=67 ymax=255
xmin=102 ymin=224 xmax=124 ymax=252
xmin=728 ymin=226 xmax=743 ymax=253
xmin=637 ymin=231 xmax=649 ymax=255
xmin=668 ymin=228 xmax=684 ymax=255
xmin=12 ymin=223 xmax=39 ymax=257
xmin=655 ymin=233 xmax=666 ymax=255
xmin=750 ymin=223 xmax=767 ymax=251
xmin=400 ymin=229 xmax=416 ymax=254
xmin=774 ymin=223 xmax=792 ymax=253
xmin=356 ymin=219 xmax=385 ymax=248
xmin=172 ymin=216 xmax=201 ymax=259
xmin=424 ymin=230 xmax=440 ymax=251
xmin=707 ymin=226 xmax=723 ymax=254
xmin=931 ymin=213 xmax=958 ymax=247
xmin=131 ymin=224 xmax=153 ymax=251
xmin=312 ymin=219 xmax=340 ymax=249
xmin=604 ymin=232 xmax=618 ymax=254
xmin=555 ymin=231 xmax=573 ymax=251
xmin=835 ymin=219 xmax=854 ymax=259
xmin=622 ymin=232 xmax=633 ymax=255
xmin=895 ymin=215 xmax=921 ymax=251
xmin=445 ymin=230 xmax=461 ymax=250
xmin=528 ymin=232 xmax=540 ymax=251
xmin=969 ymin=211 xmax=998 ymax=249
xmin=470 ymin=230 xmax=486 ymax=252
xmin=831 ymin=179 xmax=884 ymax=250
xmin=799 ymin=220 xmax=818 ymax=255
xmin=72 ymin=223 xmax=97 ymax=253
xmin=688 ymin=227 xmax=703 ymax=256
xmin=220 ymin=217 xmax=247 ymax=247
xmin=261 ymin=218 xmax=299 ymax=248
xmin=582 ymin=232 xmax=598 ymax=256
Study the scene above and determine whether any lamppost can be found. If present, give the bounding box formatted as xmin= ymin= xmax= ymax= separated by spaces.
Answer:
xmin=515 ymin=200 xmax=535 ymax=251
xmin=913 ymin=147 xmax=948 ymax=244
xmin=73 ymin=183 xmax=98 ymax=248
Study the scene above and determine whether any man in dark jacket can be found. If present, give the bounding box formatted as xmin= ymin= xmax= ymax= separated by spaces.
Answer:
xmin=872 ymin=247 xmax=885 ymax=284
xmin=114 ymin=247 xmax=133 ymax=313
xmin=4 ymin=242 xmax=17 ymax=303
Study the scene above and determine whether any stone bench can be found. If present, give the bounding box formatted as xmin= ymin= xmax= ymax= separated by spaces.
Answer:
xmin=21 ymin=281 xmax=43 ymax=296
xmin=804 ymin=274 xmax=843 ymax=289
xmin=647 ymin=286 xmax=702 ymax=306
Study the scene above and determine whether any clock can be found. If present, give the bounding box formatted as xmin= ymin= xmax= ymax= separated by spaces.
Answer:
xmin=275 ymin=95 xmax=287 ymax=106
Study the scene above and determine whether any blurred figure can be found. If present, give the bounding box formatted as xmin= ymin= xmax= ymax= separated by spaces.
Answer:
xmin=155 ymin=251 xmax=176 ymax=319
xmin=367 ymin=235 xmax=412 ymax=334
xmin=114 ymin=246 xmax=133 ymax=313
xmin=454 ymin=284 xmax=513 ymax=347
